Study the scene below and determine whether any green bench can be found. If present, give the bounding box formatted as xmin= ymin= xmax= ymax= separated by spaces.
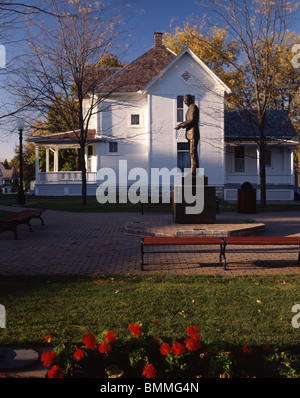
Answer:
xmin=0 ymin=209 xmax=45 ymax=239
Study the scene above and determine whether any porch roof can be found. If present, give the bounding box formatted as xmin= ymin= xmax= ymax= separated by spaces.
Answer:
xmin=26 ymin=129 xmax=113 ymax=146
xmin=225 ymin=110 xmax=298 ymax=144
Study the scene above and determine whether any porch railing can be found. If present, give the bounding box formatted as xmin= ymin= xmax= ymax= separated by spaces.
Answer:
xmin=226 ymin=174 xmax=293 ymax=185
xmin=38 ymin=172 xmax=97 ymax=183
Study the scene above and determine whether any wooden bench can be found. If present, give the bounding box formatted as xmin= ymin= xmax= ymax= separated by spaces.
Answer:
xmin=0 ymin=209 xmax=45 ymax=239
xmin=141 ymin=235 xmax=300 ymax=271
xmin=141 ymin=236 xmax=226 ymax=271
xmin=221 ymin=236 xmax=300 ymax=270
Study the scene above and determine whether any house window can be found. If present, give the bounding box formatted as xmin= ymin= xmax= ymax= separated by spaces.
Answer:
xmin=234 ymin=146 xmax=244 ymax=172
xmin=177 ymin=96 xmax=184 ymax=123
xmin=177 ymin=142 xmax=190 ymax=172
xmin=265 ymin=150 xmax=271 ymax=167
xmin=109 ymin=142 xmax=118 ymax=153
xmin=87 ymin=145 xmax=93 ymax=158
xmin=87 ymin=145 xmax=94 ymax=172
xmin=177 ymin=95 xmax=196 ymax=124
xmin=131 ymin=114 xmax=140 ymax=125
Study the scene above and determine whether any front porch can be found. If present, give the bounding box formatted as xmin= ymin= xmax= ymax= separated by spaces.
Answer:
xmin=224 ymin=142 xmax=297 ymax=201
xmin=27 ymin=130 xmax=103 ymax=196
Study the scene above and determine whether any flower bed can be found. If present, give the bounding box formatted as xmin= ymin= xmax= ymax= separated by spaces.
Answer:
xmin=41 ymin=322 xmax=300 ymax=378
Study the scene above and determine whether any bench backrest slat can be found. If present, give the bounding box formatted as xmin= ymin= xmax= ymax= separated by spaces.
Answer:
xmin=142 ymin=237 xmax=223 ymax=245
xmin=0 ymin=210 xmax=44 ymax=222
xmin=223 ymin=237 xmax=300 ymax=245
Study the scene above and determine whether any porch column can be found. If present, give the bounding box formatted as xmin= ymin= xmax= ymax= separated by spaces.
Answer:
xmin=54 ymin=147 xmax=59 ymax=172
xmin=35 ymin=145 xmax=39 ymax=182
xmin=290 ymin=147 xmax=294 ymax=185
xmin=46 ymin=147 xmax=50 ymax=172
xmin=256 ymin=147 xmax=260 ymax=185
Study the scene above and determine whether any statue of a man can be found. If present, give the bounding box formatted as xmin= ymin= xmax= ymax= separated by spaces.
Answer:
xmin=175 ymin=94 xmax=199 ymax=175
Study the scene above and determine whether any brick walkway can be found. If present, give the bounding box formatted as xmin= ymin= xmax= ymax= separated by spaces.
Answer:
xmin=1 ymin=206 xmax=300 ymax=275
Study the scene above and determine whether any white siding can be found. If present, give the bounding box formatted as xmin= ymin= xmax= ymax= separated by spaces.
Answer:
xmin=148 ymin=51 xmax=226 ymax=186
xmin=96 ymin=94 xmax=149 ymax=184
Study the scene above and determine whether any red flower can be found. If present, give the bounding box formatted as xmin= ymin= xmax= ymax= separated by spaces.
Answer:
xmin=73 ymin=348 xmax=85 ymax=362
xmin=185 ymin=334 xmax=201 ymax=352
xmin=82 ymin=333 xmax=97 ymax=349
xmin=171 ymin=342 xmax=186 ymax=356
xmin=104 ymin=330 xmax=117 ymax=343
xmin=45 ymin=334 xmax=52 ymax=343
xmin=47 ymin=364 xmax=64 ymax=378
xmin=98 ymin=341 xmax=111 ymax=354
xmin=160 ymin=342 xmax=171 ymax=356
xmin=129 ymin=323 xmax=142 ymax=338
xmin=242 ymin=344 xmax=252 ymax=354
xmin=143 ymin=363 xmax=157 ymax=378
xmin=186 ymin=326 xmax=199 ymax=336
xmin=41 ymin=350 xmax=56 ymax=367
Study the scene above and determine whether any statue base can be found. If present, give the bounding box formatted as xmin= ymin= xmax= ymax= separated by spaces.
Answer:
xmin=172 ymin=174 xmax=216 ymax=224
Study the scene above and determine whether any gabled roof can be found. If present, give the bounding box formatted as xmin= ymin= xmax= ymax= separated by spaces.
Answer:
xmin=95 ymin=45 xmax=176 ymax=94
xmin=0 ymin=162 xmax=17 ymax=179
xmin=94 ymin=34 xmax=231 ymax=95
xmin=225 ymin=110 xmax=298 ymax=143
xmin=82 ymin=67 xmax=122 ymax=97
xmin=143 ymin=47 xmax=232 ymax=94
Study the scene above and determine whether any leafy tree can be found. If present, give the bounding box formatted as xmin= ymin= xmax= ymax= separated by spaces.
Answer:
xmin=163 ymin=20 xmax=242 ymax=104
xmin=165 ymin=1 xmax=300 ymax=206
xmin=17 ymin=0 xmax=123 ymax=204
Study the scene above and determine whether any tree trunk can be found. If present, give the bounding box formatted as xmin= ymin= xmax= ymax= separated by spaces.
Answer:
xmin=259 ymin=151 xmax=267 ymax=207
xmin=258 ymin=118 xmax=267 ymax=208
xmin=79 ymin=145 xmax=87 ymax=205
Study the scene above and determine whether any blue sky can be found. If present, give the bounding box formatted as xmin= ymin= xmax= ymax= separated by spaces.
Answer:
xmin=120 ymin=0 xmax=204 ymax=60
xmin=0 ymin=0 xmax=299 ymax=161
xmin=0 ymin=0 xmax=204 ymax=161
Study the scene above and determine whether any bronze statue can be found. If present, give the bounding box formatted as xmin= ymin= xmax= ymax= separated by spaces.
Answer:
xmin=175 ymin=94 xmax=199 ymax=175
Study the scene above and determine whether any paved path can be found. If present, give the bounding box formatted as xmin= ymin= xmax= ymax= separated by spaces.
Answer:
xmin=1 ymin=206 xmax=300 ymax=378
xmin=1 ymin=206 xmax=300 ymax=275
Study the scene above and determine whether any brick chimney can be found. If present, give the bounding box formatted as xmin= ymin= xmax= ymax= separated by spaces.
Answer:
xmin=154 ymin=32 xmax=164 ymax=48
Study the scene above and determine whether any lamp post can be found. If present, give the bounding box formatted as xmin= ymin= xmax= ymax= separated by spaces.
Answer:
xmin=16 ymin=118 xmax=25 ymax=205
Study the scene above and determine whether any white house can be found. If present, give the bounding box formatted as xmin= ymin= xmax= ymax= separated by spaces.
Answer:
xmin=0 ymin=162 xmax=17 ymax=193
xmin=27 ymin=32 xmax=298 ymax=201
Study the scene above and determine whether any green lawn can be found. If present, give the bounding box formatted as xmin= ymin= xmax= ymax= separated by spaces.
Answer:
xmin=1 ymin=194 xmax=300 ymax=213
xmin=0 ymin=274 xmax=299 ymax=351
xmin=0 ymin=195 xmax=172 ymax=213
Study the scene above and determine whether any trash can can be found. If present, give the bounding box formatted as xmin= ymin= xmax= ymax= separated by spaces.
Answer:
xmin=237 ymin=182 xmax=256 ymax=213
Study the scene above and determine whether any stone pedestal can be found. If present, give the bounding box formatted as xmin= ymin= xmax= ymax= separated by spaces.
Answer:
xmin=173 ymin=174 xmax=216 ymax=224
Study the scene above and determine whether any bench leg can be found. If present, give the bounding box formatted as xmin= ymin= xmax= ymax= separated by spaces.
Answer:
xmin=35 ymin=215 xmax=45 ymax=225
xmin=219 ymin=243 xmax=227 ymax=270
xmin=21 ymin=219 xmax=33 ymax=232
